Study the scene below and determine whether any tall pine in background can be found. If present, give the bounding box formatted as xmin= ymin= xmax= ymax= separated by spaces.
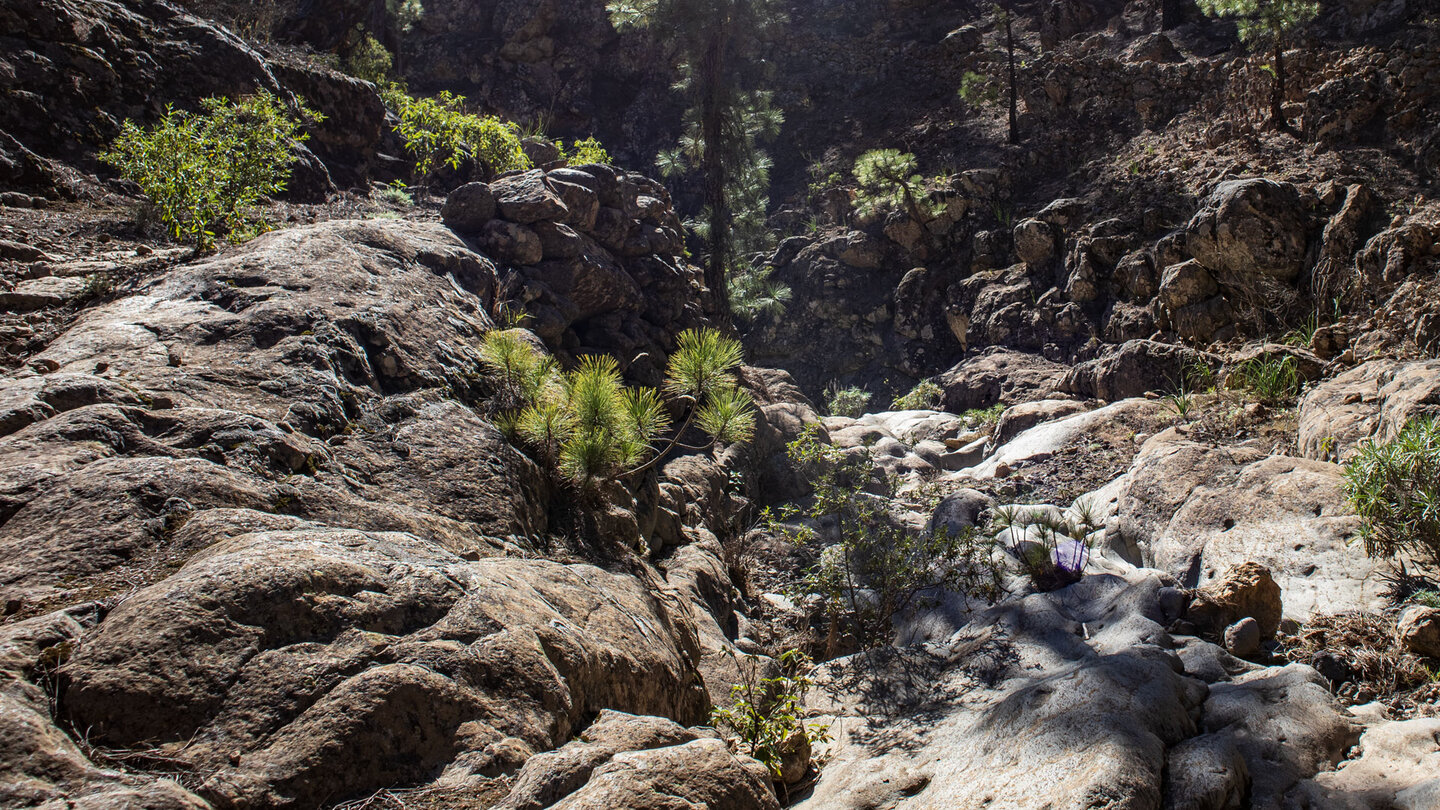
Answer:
xmin=608 ymin=0 xmax=788 ymax=322
xmin=1197 ymin=0 xmax=1318 ymax=135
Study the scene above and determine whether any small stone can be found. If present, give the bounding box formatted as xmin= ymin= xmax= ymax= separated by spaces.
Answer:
xmin=1223 ymin=617 xmax=1261 ymax=658
xmin=441 ymin=182 xmax=497 ymax=233
xmin=1397 ymin=605 xmax=1440 ymax=658
xmin=1157 ymin=586 xmax=1187 ymax=622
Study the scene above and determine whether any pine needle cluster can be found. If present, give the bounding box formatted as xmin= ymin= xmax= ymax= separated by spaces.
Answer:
xmin=480 ymin=328 xmax=756 ymax=483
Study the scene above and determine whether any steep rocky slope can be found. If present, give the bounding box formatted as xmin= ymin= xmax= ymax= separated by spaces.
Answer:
xmin=3 ymin=0 xmax=1440 ymax=808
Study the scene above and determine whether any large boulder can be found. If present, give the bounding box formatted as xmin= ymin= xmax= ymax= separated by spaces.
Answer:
xmin=442 ymin=181 xmax=498 ymax=232
xmin=1115 ymin=431 xmax=1385 ymax=620
xmin=935 ymin=349 xmax=1067 ymax=412
xmin=1296 ymin=359 xmax=1440 ymax=461
xmin=1284 ymin=718 xmax=1440 ymax=809
xmin=550 ymin=738 xmax=779 ymax=810
xmin=1199 ymin=664 xmax=1360 ymax=807
xmin=1397 ymin=606 xmax=1440 ymax=659
xmin=491 ymin=169 xmax=571 ymax=223
xmin=63 ymin=531 xmax=711 ymax=808
xmin=1063 ymin=340 xmax=1218 ymax=401
xmin=1185 ymin=179 xmax=1312 ymax=284
xmin=799 ymin=573 xmax=1208 ymax=810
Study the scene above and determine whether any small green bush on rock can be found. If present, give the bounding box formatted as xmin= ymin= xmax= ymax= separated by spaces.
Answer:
xmin=102 ymin=92 xmax=316 ymax=249
xmin=563 ymin=136 xmax=613 ymax=165
xmin=710 ymin=649 xmax=829 ymax=781
xmin=824 ymin=384 xmax=870 ymax=418
xmin=891 ymin=380 xmax=942 ymax=411
xmin=1230 ymin=355 xmax=1300 ymax=404
xmin=1345 ymin=417 xmax=1440 ymax=565
xmin=385 ymin=88 xmax=530 ymax=186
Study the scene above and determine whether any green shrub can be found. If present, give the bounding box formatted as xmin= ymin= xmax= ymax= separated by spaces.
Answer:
xmin=710 ymin=649 xmax=829 ymax=780
xmin=729 ymin=264 xmax=792 ymax=323
xmin=891 ymin=380 xmax=942 ymax=411
xmin=824 ymin=384 xmax=871 ymax=418
xmin=961 ymin=403 xmax=1005 ymax=426
xmin=346 ymin=34 xmax=393 ymax=84
xmin=102 ymin=92 xmax=316 ymax=249
xmin=564 ymin=136 xmax=613 ymax=165
xmin=1344 ymin=417 xmax=1440 ymax=565
xmin=1231 ymin=355 xmax=1300 ymax=404
xmin=773 ymin=426 xmax=1000 ymax=648
xmin=385 ymin=88 xmax=530 ymax=185
xmin=480 ymin=328 xmax=755 ymax=483
xmin=374 ymin=181 xmax=413 ymax=207
xmin=958 ymin=70 xmax=999 ymax=106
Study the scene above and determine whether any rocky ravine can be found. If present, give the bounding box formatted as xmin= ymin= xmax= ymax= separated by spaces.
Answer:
xmin=0 ymin=169 xmax=823 ymax=809
xmin=5 ymin=169 xmax=1438 ymax=808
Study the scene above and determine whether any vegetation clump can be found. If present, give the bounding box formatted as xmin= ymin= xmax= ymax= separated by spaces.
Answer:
xmin=851 ymin=149 xmax=944 ymax=229
xmin=1230 ymin=355 xmax=1301 ymax=404
xmin=773 ymin=427 xmax=1001 ymax=649
xmin=891 ymin=380 xmax=943 ymax=411
xmin=993 ymin=501 xmax=1103 ymax=591
xmin=823 ymin=384 xmax=871 ymax=418
xmin=480 ymin=328 xmax=755 ymax=484
xmin=710 ymin=649 xmax=829 ymax=782
xmin=384 ymin=87 xmax=530 ymax=186
xmin=1344 ymin=417 xmax=1440 ymax=566
xmin=102 ymin=92 xmax=317 ymax=249
xmin=562 ymin=136 xmax=613 ymax=165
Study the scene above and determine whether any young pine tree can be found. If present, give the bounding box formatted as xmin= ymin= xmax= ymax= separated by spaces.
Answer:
xmin=1196 ymin=0 xmax=1319 ymax=135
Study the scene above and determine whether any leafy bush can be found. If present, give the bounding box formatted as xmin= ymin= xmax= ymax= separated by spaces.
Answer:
xmin=993 ymin=501 xmax=1103 ymax=591
xmin=710 ymin=649 xmax=829 ymax=780
xmin=385 ymin=88 xmax=530 ymax=185
xmin=891 ymin=380 xmax=942 ymax=411
xmin=1231 ymin=355 xmax=1300 ymax=404
xmin=824 ymin=384 xmax=870 ymax=418
xmin=346 ymin=34 xmax=393 ymax=84
xmin=480 ymin=328 xmax=755 ymax=483
xmin=1344 ymin=417 xmax=1440 ymax=565
xmin=774 ymin=427 xmax=1001 ymax=648
xmin=564 ymin=136 xmax=613 ymax=165
xmin=961 ymin=403 xmax=1005 ymax=427
xmin=102 ymin=92 xmax=316 ymax=249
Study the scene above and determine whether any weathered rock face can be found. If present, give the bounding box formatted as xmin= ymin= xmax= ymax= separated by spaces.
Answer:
xmin=1185 ymin=179 xmax=1313 ymax=285
xmin=1297 ymin=359 xmax=1440 ymax=461
xmin=1063 ymin=340 xmax=1217 ymax=402
xmin=935 ymin=348 xmax=1067 ymax=412
xmin=1115 ymin=430 xmax=1384 ymax=620
xmin=0 ymin=204 xmax=805 ymax=807
xmin=799 ymin=570 xmax=1357 ymax=810
xmin=1284 ymin=717 xmax=1440 ymax=809
xmin=64 ymin=532 xmax=709 ymax=808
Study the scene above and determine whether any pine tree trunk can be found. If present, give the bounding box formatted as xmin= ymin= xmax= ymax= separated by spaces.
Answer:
xmin=699 ymin=34 xmax=732 ymax=320
xmin=1006 ymin=14 xmax=1019 ymax=145
xmin=1160 ymin=0 xmax=1183 ymax=30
